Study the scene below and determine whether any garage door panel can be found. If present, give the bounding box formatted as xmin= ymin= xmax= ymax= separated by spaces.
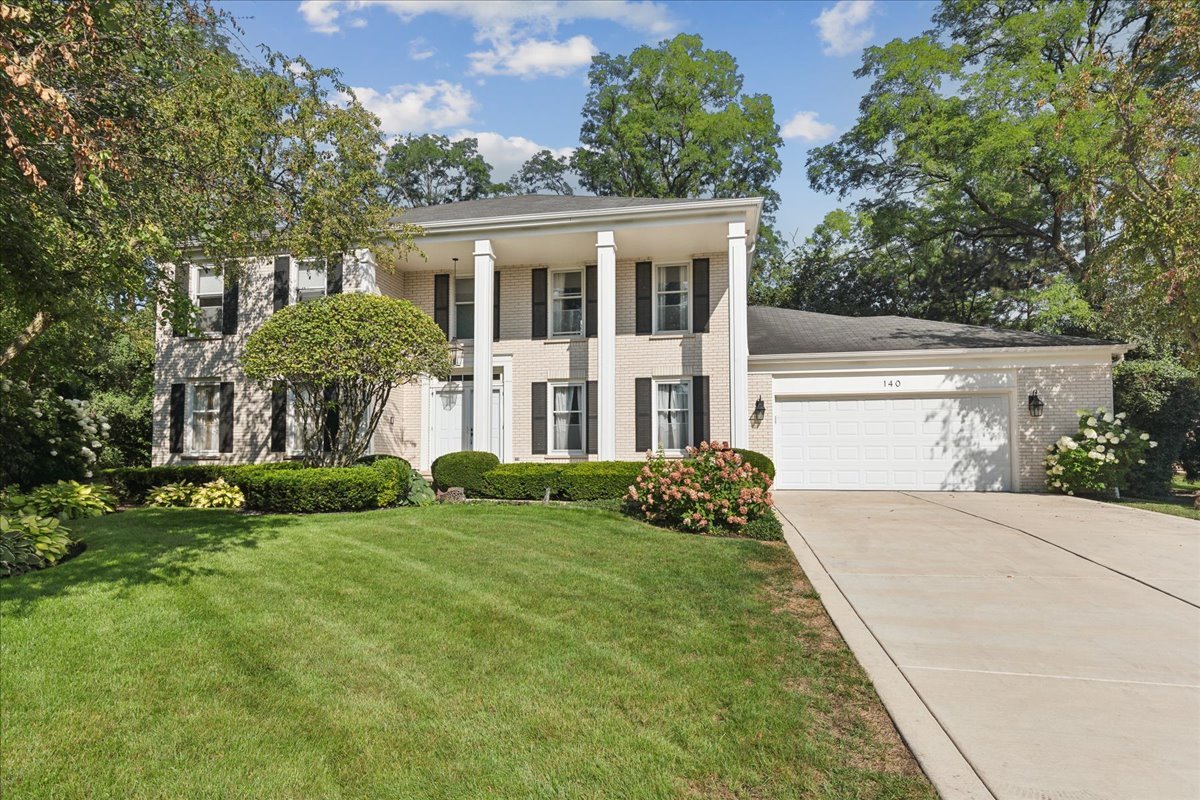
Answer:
xmin=775 ymin=394 xmax=1012 ymax=491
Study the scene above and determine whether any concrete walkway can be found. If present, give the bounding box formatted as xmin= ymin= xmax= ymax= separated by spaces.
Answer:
xmin=774 ymin=491 xmax=1200 ymax=800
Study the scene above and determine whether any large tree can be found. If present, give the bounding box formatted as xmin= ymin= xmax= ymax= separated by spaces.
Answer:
xmin=506 ymin=149 xmax=574 ymax=195
xmin=382 ymin=134 xmax=498 ymax=207
xmin=573 ymin=33 xmax=783 ymax=216
xmin=795 ymin=0 xmax=1199 ymax=358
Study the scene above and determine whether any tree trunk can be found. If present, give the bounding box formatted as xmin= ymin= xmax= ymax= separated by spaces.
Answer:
xmin=0 ymin=310 xmax=53 ymax=369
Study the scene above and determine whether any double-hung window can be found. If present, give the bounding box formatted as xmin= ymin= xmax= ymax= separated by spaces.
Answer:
xmin=550 ymin=269 xmax=584 ymax=337
xmin=453 ymin=277 xmax=474 ymax=340
xmin=550 ymin=383 xmax=585 ymax=454
xmin=654 ymin=264 xmax=690 ymax=333
xmin=654 ymin=379 xmax=691 ymax=453
xmin=296 ymin=260 xmax=327 ymax=303
xmin=189 ymin=382 xmax=221 ymax=455
xmin=192 ymin=266 xmax=224 ymax=334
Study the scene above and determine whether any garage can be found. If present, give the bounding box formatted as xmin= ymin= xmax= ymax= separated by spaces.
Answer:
xmin=773 ymin=394 xmax=1012 ymax=491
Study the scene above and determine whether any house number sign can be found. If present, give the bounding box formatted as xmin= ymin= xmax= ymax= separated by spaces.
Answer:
xmin=882 ymin=379 xmax=902 ymax=388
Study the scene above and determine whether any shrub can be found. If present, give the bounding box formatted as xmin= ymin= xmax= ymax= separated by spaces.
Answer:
xmin=26 ymin=480 xmax=116 ymax=520
xmin=1113 ymin=358 xmax=1200 ymax=497
xmin=1044 ymin=408 xmax=1156 ymax=496
xmin=238 ymin=467 xmax=388 ymax=514
xmin=190 ymin=478 xmax=245 ymax=510
xmin=733 ymin=448 xmax=775 ymax=480
xmin=97 ymin=462 xmax=304 ymax=504
xmin=431 ymin=451 xmax=499 ymax=496
xmin=146 ymin=482 xmax=195 ymax=508
xmin=482 ymin=463 xmax=565 ymax=500
xmin=741 ymin=510 xmax=784 ymax=541
xmin=627 ymin=441 xmax=774 ymax=535
xmin=356 ymin=455 xmax=413 ymax=507
xmin=0 ymin=513 xmax=74 ymax=578
xmin=0 ymin=378 xmax=110 ymax=487
xmin=403 ymin=470 xmax=436 ymax=506
xmin=558 ymin=462 xmax=642 ymax=501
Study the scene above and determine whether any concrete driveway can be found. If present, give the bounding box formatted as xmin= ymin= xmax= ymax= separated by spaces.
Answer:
xmin=775 ymin=491 xmax=1200 ymax=800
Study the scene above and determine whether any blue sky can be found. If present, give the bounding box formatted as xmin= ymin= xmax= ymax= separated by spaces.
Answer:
xmin=218 ymin=1 xmax=935 ymax=242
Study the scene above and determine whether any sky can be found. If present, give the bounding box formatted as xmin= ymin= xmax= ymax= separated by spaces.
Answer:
xmin=217 ymin=0 xmax=937 ymax=242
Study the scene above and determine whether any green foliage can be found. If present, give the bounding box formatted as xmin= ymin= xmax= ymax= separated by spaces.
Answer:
xmin=238 ymin=468 xmax=388 ymax=514
xmin=146 ymin=482 xmax=196 ymax=508
xmin=356 ymin=455 xmax=413 ymax=507
xmin=430 ymin=451 xmax=499 ymax=496
xmin=506 ymin=150 xmax=574 ymax=196
xmin=628 ymin=442 xmax=774 ymax=535
xmin=242 ymin=293 xmax=451 ymax=466
xmin=575 ymin=33 xmax=782 ymax=218
xmin=26 ymin=480 xmax=116 ymax=520
xmin=741 ymin=510 xmax=784 ymax=542
xmin=1114 ymin=358 xmax=1200 ymax=497
xmin=0 ymin=513 xmax=74 ymax=578
xmin=382 ymin=134 xmax=498 ymax=207
xmin=96 ymin=462 xmax=304 ymax=504
xmin=557 ymin=462 xmax=642 ymax=501
xmin=732 ymin=448 xmax=776 ymax=480
xmin=1045 ymin=409 xmax=1155 ymax=496
xmin=403 ymin=470 xmax=437 ymax=507
xmin=481 ymin=464 xmax=566 ymax=500
xmin=0 ymin=378 xmax=109 ymax=487
xmin=189 ymin=478 xmax=245 ymax=510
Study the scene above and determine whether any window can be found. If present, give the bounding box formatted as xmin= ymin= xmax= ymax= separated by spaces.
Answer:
xmin=550 ymin=383 xmax=585 ymax=454
xmin=654 ymin=264 xmax=689 ymax=333
xmin=453 ymin=277 xmax=474 ymax=340
xmin=296 ymin=260 xmax=327 ymax=303
xmin=188 ymin=382 xmax=221 ymax=454
xmin=550 ymin=269 xmax=584 ymax=336
xmin=654 ymin=379 xmax=691 ymax=453
xmin=192 ymin=266 xmax=224 ymax=334
xmin=287 ymin=388 xmax=373 ymax=455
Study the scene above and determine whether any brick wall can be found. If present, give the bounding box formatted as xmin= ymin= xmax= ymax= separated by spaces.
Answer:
xmin=1014 ymin=362 xmax=1114 ymax=492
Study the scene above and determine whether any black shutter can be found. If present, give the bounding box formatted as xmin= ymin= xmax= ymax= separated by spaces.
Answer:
xmin=273 ymin=256 xmax=290 ymax=312
xmin=531 ymin=268 xmax=547 ymax=339
xmin=323 ymin=385 xmax=339 ymax=452
xmin=635 ymin=377 xmax=652 ymax=452
xmin=493 ymin=270 xmax=501 ymax=341
xmin=585 ymin=265 xmax=598 ymax=338
xmin=173 ymin=265 xmax=190 ymax=337
xmin=327 ymin=255 xmax=343 ymax=294
xmin=692 ymin=375 xmax=709 ymax=447
xmin=270 ymin=381 xmax=287 ymax=453
xmin=692 ymin=258 xmax=710 ymax=333
xmin=635 ymin=262 xmax=653 ymax=335
xmin=586 ymin=380 xmax=598 ymax=455
xmin=531 ymin=382 xmax=547 ymax=455
xmin=169 ymin=383 xmax=185 ymax=453
xmin=221 ymin=276 xmax=239 ymax=336
xmin=219 ymin=382 xmax=234 ymax=454
xmin=433 ymin=274 xmax=450 ymax=337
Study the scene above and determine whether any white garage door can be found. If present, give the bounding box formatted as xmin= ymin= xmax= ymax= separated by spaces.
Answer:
xmin=774 ymin=395 xmax=1012 ymax=491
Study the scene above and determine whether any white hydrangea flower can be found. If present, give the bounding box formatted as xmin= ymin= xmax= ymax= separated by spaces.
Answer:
xmin=1066 ymin=440 xmax=1079 ymax=450
xmin=1086 ymin=417 xmax=1098 ymax=427
xmin=1149 ymin=441 xmax=1158 ymax=448
xmin=1084 ymin=429 xmax=1097 ymax=439
xmin=1096 ymin=444 xmax=1106 ymax=452
xmin=49 ymin=450 xmax=57 ymax=456
xmin=1138 ymin=459 xmax=1146 ymax=465
xmin=1140 ymin=433 xmax=1150 ymax=440
xmin=1103 ymin=413 xmax=1114 ymax=422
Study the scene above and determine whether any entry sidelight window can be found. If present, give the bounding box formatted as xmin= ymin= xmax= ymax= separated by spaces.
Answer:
xmin=454 ymin=277 xmax=474 ymax=340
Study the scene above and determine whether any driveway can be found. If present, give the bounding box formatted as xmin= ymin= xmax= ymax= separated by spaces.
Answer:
xmin=775 ymin=491 xmax=1200 ymax=800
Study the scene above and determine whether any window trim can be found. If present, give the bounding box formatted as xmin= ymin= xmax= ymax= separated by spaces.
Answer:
xmin=652 ymin=262 xmax=691 ymax=334
xmin=651 ymin=377 xmax=692 ymax=456
xmin=451 ymin=275 xmax=475 ymax=341
xmin=285 ymin=387 xmax=374 ymax=457
xmin=547 ymin=381 xmax=587 ymax=456
xmin=186 ymin=380 xmax=222 ymax=456
xmin=548 ymin=266 xmax=586 ymax=338
xmin=292 ymin=257 xmax=328 ymax=304
xmin=190 ymin=264 xmax=224 ymax=337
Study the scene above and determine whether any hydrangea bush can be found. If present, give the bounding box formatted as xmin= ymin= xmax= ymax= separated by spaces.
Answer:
xmin=1044 ymin=407 xmax=1156 ymax=496
xmin=627 ymin=441 xmax=773 ymax=535
xmin=0 ymin=378 xmax=110 ymax=487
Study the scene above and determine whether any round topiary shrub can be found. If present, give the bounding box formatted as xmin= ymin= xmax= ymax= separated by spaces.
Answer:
xmin=733 ymin=448 xmax=775 ymax=480
xmin=431 ymin=451 xmax=499 ymax=496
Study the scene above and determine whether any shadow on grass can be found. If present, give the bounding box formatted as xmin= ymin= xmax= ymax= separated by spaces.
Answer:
xmin=0 ymin=509 xmax=299 ymax=615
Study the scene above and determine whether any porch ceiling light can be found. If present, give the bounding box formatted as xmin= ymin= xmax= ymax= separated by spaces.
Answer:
xmin=1027 ymin=389 xmax=1045 ymax=418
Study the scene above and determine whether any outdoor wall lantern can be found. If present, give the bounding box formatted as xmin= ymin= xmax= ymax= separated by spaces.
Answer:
xmin=752 ymin=396 xmax=766 ymax=423
xmin=1027 ymin=389 xmax=1045 ymax=418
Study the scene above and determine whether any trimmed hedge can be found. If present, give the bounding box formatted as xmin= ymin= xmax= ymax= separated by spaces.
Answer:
xmin=741 ymin=510 xmax=784 ymax=541
xmin=97 ymin=462 xmax=303 ymax=504
xmin=482 ymin=464 xmax=565 ymax=500
xmin=733 ymin=448 xmax=775 ymax=480
xmin=238 ymin=467 xmax=388 ymax=514
xmin=356 ymin=455 xmax=413 ymax=507
xmin=431 ymin=451 xmax=499 ymax=496
xmin=558 ymin=461 xmax=642 ymax=501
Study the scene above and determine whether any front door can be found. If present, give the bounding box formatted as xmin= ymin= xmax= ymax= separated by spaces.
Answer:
xmin=430 ymin=375 xmax=504 ymax=463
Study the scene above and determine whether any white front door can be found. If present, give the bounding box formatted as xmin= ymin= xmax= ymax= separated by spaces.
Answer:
xmin=774 ymin=394 xmax=1012 ymax=491
xmin=430 ymin=376 xmax=504 ymax=463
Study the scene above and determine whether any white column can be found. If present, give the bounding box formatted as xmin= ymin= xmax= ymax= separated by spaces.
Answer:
xmin=472 ymin=239 xmax=494 ymax=454
xmin=728 ymin=221 xmax=749 ymax=447
xmin=596 ymin=230 xmax=618 ymax=460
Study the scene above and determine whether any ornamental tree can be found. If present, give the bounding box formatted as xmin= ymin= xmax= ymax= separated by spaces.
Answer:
xmin=242 ymin=294 xmax=450 ymax=466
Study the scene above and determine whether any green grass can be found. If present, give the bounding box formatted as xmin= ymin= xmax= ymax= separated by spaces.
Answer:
xmin=1109 ymin=475 xmax=1200 ymax=520
xmin=1 ymin=506 xmax=932 ymax=799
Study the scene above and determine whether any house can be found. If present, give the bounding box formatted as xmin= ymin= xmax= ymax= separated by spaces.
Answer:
xmin=153 ymin=195 xmax=1126 ymax=492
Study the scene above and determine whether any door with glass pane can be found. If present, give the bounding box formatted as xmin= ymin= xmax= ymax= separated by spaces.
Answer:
xmin=430 ymin=376 xmax=504 ymax=463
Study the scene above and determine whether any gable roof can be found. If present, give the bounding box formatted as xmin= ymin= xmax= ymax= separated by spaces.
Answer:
xmin=398 ymin=195 xmax=746 ymax=225
xmin=747 ymin=305 xmax=1117 ymax=356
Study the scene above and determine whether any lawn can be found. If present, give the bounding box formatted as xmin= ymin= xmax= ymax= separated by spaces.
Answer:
xmin=0 ymin=505 xmax=933 ymax=800
xmin=1109 ymin=475 xmax=1200 ymax=521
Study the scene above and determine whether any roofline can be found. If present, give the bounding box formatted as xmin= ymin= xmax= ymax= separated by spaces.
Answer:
xmin=748 ymin=343 xmax=1130 ymax=365
xmin=399 ymin=197 xmax=764 ymax=239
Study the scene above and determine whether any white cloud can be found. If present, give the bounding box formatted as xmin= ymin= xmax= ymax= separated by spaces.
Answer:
xmin=350 ymin=81 xmax=476 ymax=133
xmin=298 ymin=0 xmax=343 ymax=34
xmin=813 ymin=0 xmax=875 ymax=57
xmin=409 ymin=37 xmax=435 ymax=60
xmin=469 ymin=35 xmax=598 ymax=78
xmin=452 ymin=130 xmax=574 ymax=179
xmin=781 ymin=111 xmax=836 ymax=142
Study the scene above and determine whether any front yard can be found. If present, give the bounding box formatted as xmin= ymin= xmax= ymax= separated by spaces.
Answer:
xmin=0 ymin=505 xmax=933 ymax=799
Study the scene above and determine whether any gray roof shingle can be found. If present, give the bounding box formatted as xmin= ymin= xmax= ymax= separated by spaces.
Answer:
xmin=398 ymin=195 xmax=733 ymax=224
xmin=747 ymin=305 xmax=1116 ymax=355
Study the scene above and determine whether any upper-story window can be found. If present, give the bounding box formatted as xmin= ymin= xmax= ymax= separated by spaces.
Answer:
xmin=550 ymin=269 xmax=584 ymax=337
xmin=296 ymin=260 xmax=327 ymax=303
xmin=654 ymin=263 xmax=689 ymax=333
xmin=192 ymin=266 xmax=224 ymax=334
xmin=453 ymin=277 xmax=474 ymax=339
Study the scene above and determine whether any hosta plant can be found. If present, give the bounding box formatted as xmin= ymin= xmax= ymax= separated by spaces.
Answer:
xmin=146 ymin=482 xmax=196 ymax=508
xmin=0 ymin=514 xmax=75 ymax=578
xmin=189 ymin=478 xmax=245 ymax=510
xmin=1045 ymin=408 xmax=1157 ymax=496
xmin=627 ymin=441 xmax=773 ymax=535
xmin=28 ymin=480 xmax=116 ymax=520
